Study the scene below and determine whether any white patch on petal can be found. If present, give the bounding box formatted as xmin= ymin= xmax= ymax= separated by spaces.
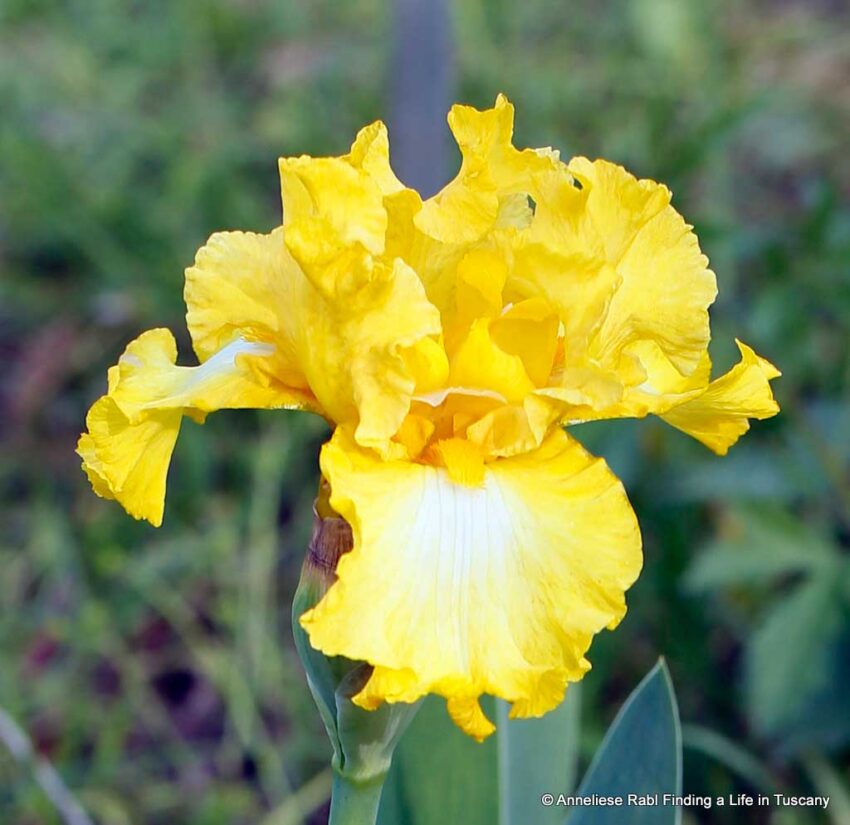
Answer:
xmin=408 ymin=468 xmax=515 ymax=675
xmin=140 ymin=337 xmax=276 ymax=409
xmin=415 ymin=386 xmax=507 ymax=407
xmin=196 ymin=337 xmax=274 ymax=375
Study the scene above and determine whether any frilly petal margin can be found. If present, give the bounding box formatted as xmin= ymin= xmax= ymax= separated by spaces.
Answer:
xmin=185 ymin=226 xmax=447 ymax=455
xmin=77 ymin=328 xmax=299 ymax=526
xmin=300 ymin=426 xmax=642 ymax=739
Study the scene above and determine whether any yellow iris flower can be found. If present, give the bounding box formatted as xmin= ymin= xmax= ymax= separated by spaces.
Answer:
xmin=78 ymin=95 xmax=779 ymax=740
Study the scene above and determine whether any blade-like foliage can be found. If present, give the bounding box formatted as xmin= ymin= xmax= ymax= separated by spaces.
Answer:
xmin=377 ymin=696 xmax=498 ymax=825
xmin=569 ymin=660 xmax=681 ymax=825
xmin=497 ymin=685 xmax=581 ymax=825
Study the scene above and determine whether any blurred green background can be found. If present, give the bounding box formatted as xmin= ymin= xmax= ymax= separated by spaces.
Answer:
xmin=1 ymin=0 xmax=849 ymax=823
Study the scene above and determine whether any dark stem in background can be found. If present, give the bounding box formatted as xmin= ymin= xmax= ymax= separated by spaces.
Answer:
xmin=390 ymin=0 xmax=456 ymax=198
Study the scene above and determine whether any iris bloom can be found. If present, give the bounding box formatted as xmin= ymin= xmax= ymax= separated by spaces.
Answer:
xmin=78 ymin=96 xmax=779 ymax=740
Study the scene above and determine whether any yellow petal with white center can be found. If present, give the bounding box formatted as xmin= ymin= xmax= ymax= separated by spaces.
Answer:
xmin=660 ymin=340 xmax=780 ymax=454
xmin=300 ymin=426 xmax=642 ymax=739
xmin=77 ymin=328 xmax=293 ymax=526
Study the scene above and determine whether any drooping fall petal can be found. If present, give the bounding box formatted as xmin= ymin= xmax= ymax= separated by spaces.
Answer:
xmin=300 ymin=426 xmax=642 ymax=740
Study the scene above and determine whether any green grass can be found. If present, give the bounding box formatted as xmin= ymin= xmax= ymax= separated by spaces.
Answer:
xmin=1 ymin=0 xmax=849 ymax=823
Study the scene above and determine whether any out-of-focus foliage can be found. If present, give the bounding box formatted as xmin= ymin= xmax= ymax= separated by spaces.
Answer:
xmin=686 ymin=507 xmax=850 ymax=755
xmin=0 ymin=0 xmax=848 ymax=823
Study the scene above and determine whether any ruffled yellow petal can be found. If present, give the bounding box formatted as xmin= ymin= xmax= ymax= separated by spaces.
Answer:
xmin=575 ymin=158 xmax=716 ymax=376
xmin=78 ymin=400 xmax=181 ymax=526
xmin=279 ymin=120 xmax=402 ymax=299
xmin=414 ymin=94 xmax=562 ymax=246
xmin=511 ymin=157 xmax=717 ymax=421
xmin=412 ymin=99 xmax=507 ymax=244
xmin=280 ymin=151 xmax=386 ymax=256
xmin=77 ymin=433 xmax=116 ymax=501
xmin=446 ymin=696 xmax=496 ymax=741
xmin=77 ymin=328 xmax=293 ymax=525
xmin=186 ymin=224 xmax=446 ymax=451
xmin=415 ymin=174 xmax=498 ymax=245
xmin=446 ymin=247 xmax=509 ymax=352
xmin=465 ymin=404 xmax=539 ymax=458
xmin=300 ymin=426 xmax=642 ymax=738
xmin=274 ymin=130 xmax=451 ymax=449
xmin=660 ymin=340 xmax=780 ymax=454
xmin=184 ymin=228 xmax=318 ymax=407
xmin=447 ymin=95 xmax=562 ymax=197
xmin=104 ymin=328 xmax=289 ymax=418
xmin=279 ymin=149 xmax=385 ymax=299
xmin=345 ymin=121 xmax=405 ymax=196
xmin=568 ymin=158 xmax=716 ymax=374
xmin=297 ymin=257 xmax=448 ymax=452
xmin=430 ymin=438 xmax=486 ymax=487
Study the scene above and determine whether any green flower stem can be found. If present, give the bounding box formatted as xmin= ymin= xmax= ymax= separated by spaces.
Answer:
xmin=328 ymin=771 xmax=385 ymax=825
xmin=293 ymin=488 xmax=420 ymax=824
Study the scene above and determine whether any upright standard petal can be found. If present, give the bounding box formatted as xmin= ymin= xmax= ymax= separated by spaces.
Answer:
xmin=276 ymin=129 xmax=449 ymax=450
xmin=77 ymin=328 xmax=295 ymax=525
xmin=513 ymin=158 xmax=718 ymax=417
xmin=186 ymin=224 xmax=446 ymax=453
xmin=300 ymin=427 xmax=642 ymax=739
xmin=278 ymin=121 xmax=398 ymax=298
xmin=294 ymin=256 xmax=448 ymax=453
